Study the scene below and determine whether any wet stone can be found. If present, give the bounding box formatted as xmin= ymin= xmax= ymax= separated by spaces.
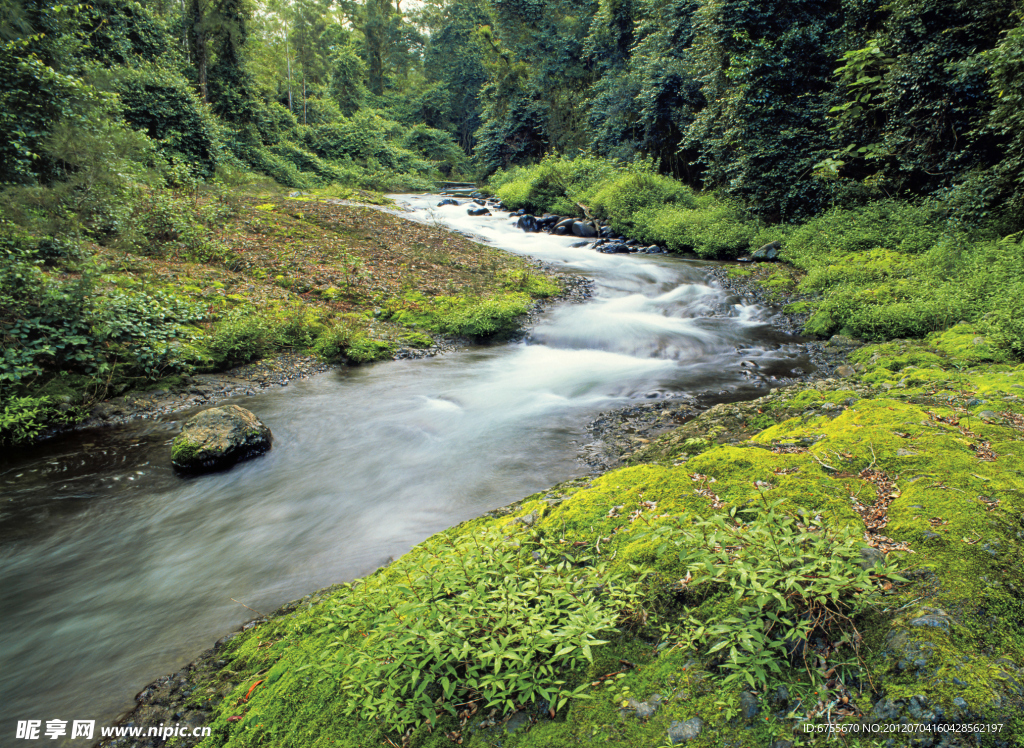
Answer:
xmin=668 ymin=717 xmax=703 ymax=743
xmin=858 ymin=546 xmax=886 ymax=571
xmin=739 ymin=691 xmax=760 ymax=720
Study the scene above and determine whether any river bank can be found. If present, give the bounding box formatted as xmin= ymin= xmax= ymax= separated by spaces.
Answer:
xmin=65 ymin=271 xmax=594 ymax=434
xmin=6 ymin=192 xmax=809 ymax=744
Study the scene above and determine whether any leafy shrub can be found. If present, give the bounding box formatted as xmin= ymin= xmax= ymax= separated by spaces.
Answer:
xmin=584 ymin=166 xmax=696 ymax=234
xmin=96 ymin=64 xmax=226 ymax=178
xmin=0 ymin=396 xmax=60 ymax=445
xmin=232 ymin=139 xmax=312 ymax=189
xmin=783 ymin=201 xmax=947 ymax=270
xmin=401 ymin=124 xmax=471 ymax=177
xmin=635 ymin=198 xmax=756 ymax=259
xmin=493 ymin=155 xmax=620 ymax=215
xmin=94 ymin=290 xmax=206 ymax=376
xmin=315 ymin=529 xmax=645 ymax=731
xmin=654 ymin=498 xmax=901 ymax=690
xmin=1 ymin=231 xmax=102 ymax=389
xmin=500 ymin=268 xmax=560 ymax=297
xmin=269 ymin=142 xmax=347 ymax=185
xmin=490 ymin=157 xmax=761 ymax=259
xmin=312 ymin=319 xmax=395 ymax=364
xmin=202 ymin=308 xmax=285 ymax=368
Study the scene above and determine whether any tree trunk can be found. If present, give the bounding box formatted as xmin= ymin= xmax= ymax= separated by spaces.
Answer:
xmin=187 ymin=0 xmax=208 ymax=102
xmin=286 ymin=43 xmax=293 ymax=112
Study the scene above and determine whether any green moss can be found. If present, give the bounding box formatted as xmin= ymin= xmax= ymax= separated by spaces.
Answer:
xmin=171 ymin=436 xmax=201 ymax=463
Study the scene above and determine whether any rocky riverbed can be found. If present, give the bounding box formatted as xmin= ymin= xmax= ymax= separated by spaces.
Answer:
xmin=578 ymin=259 xmax=863 ymax=471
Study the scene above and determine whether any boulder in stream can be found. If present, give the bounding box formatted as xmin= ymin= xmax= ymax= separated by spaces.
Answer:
xmin=572 ymin=220 xmax=598 ymax=238
xmin=171 ymin=405 xmax=272 ymax=474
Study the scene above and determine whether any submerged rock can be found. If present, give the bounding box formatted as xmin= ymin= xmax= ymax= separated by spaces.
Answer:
xmin=171 ymin=405 xmax=272 ymax=474
xmin=517 ymin=214 xmax=539 ymax=232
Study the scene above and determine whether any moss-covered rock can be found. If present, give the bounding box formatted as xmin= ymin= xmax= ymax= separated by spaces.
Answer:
xmin=171 ymin=405 xmax=273 ymax=474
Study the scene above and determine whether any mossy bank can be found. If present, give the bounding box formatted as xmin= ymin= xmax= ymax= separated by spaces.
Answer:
xmin=98 ymin=323 xmax=1024 ymax=748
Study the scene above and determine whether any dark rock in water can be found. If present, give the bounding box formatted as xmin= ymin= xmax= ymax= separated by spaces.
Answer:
xmin=171 ymin=405 xmax=272 ymax=474
xmin=668 ymin=717 xmax=703 ymax=743
xmin=437 ymin=198 xmax=460 ymax=207
xmin=553 ymin=218 xmax=575 ymax=235
xmin=517 ymin=214 xmax=538 ymax=232
xmin=467 ymin=206 xmax=491 ymax=216
xmin=598 ymin=241 xmax=633 ymax=254
xmin=572 ymin=220 xmax=598 ymax=238
xmin=513 ymin=209 xmax=526 ymax=216
xmin=600 ymin=225 xmax=613 ymax=237
xmin=537 ymin=214 xmax=560 ymax=231
xmin=752 ymin=241 xmax=781 ymax=260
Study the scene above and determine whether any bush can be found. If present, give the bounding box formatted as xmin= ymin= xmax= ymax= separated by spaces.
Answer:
xmin=385 ymin=291 xmax=533 ymax=339
xmin=96 ymin=65 xmax=226 ymax=178
xmin=401 ymin=124 xmax=471 ymax=177
xmin=94 ymin=289 xmax=205 ymax=377
xmin=0 ymin=396 xmax=61 ymax=445
xmin=493 ymin=155 xmax=621 ymax=215
xmin=315 ymin=529 xmax=645 ymax=731
xmin=202 ymin=308 xmax=285 ymax=368
xmin=312 ymin=319 xmax=395 ymax=364
xmin=635 ymin=197 xmax=757 ymax=259
xmin=783 ymin=201 xmax=948 ymax=270
xmin=653 ymin=497 xmax=901 ymax=691
xmin=269 ymin=141 xmax=347 ymax=185
xmin=489 ymin=156 xmax=762 ymax=259
xmin=584 ymin=166 xmax=696 ymax=234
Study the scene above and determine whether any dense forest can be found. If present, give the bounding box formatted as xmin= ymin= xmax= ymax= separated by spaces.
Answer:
xmin=2 ymin=0 xmax=1023 ymax=212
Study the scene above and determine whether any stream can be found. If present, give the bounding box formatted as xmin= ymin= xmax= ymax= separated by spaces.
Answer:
xmin=0 ymin=195 xmax=814 ymax=741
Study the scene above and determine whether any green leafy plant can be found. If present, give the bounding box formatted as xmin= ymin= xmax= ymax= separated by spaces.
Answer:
xmin=654 ymin=494 xmax=902 ymax=690
xmin=312 ymin=529 xmax=646 ymax=732
xmin=0 ymin=395 xmax=60 ymax=445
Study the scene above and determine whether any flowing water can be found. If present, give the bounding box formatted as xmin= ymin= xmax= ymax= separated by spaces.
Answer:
xmin=0 ymin=196 xmax=813 ymax=739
